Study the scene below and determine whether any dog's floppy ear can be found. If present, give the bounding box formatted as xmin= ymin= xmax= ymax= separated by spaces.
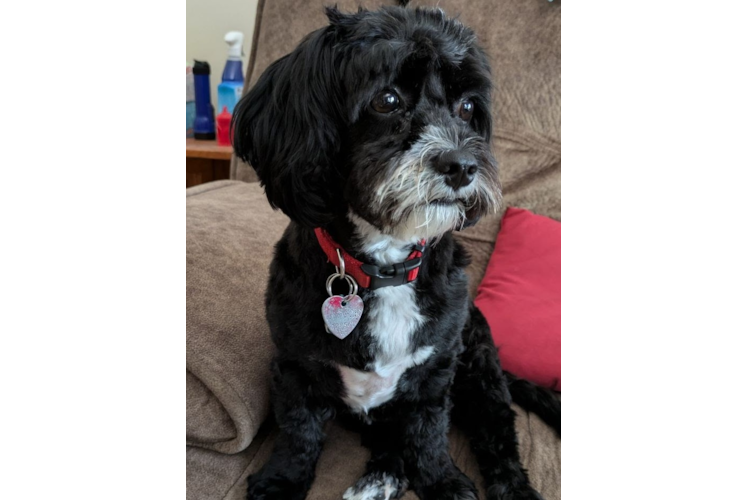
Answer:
xmin=232 ymin=24 xmax=344 ymax=227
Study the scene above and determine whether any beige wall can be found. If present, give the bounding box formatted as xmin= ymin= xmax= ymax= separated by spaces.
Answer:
xmin=186 ymin=0 xmax=259 ymax=108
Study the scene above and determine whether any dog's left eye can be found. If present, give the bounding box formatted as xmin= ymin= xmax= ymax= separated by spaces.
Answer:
xmin=371 ymin=91 xmax=400 ymax=113
xmin=458 ymin=100 xmax=474 ymax=121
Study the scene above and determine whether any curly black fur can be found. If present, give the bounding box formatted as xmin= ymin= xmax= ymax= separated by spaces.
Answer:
xmin=232 ymin=6 xmax=559 ymax=500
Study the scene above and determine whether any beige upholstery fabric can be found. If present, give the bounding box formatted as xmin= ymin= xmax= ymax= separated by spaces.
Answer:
xmin=187 ymin=181 xmax=288 ymax=453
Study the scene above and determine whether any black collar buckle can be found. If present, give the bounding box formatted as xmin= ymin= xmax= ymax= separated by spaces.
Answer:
xmin=360 ymin=256 xmax=422 ymax=290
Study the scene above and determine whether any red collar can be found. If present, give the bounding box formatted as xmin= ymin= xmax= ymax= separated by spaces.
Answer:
xmin=314 ymin=228 xmax=426 ymax=290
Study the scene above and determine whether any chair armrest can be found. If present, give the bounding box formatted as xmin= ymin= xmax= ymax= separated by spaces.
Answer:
xmin=187 ymin=180 xmax=287 ymax=453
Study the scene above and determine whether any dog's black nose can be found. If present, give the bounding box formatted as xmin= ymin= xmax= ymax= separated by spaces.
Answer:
xmin=435 ymin=150 xmax=478 ymax=190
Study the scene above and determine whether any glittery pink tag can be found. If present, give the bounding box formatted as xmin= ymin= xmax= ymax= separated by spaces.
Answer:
xmin=321 ymin=295 xmax=364 ymax=339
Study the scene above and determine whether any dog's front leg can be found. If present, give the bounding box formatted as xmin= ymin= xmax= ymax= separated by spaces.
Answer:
xmin=344 ymin=401 xmax=475 ymax=500
xmin=400 ymin=400 xmax=478 ymax=500
xmin=343 ymin=420 xmax=409 ymax=500
xmin=390 ymin=357 xmax=479 ymax=500
xmin=246 ymin=358 xmax=331 ymax=500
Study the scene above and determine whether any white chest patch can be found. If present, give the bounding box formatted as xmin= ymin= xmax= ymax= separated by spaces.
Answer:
xmin=338 ymin=212 xmax=435 ymax=414
xmin=339 ymin=285 xmax=433 ymax=414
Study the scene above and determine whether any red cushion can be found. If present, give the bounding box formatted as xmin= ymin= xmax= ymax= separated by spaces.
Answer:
xmin=474 ymin=207 xmax=561 ymax=391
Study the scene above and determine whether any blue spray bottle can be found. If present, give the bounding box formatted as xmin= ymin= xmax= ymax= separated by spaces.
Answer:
xmin=192 ymin=60 xmax=216 ymax=140
xmin=217 ymin=31 xmax=245 ymax=115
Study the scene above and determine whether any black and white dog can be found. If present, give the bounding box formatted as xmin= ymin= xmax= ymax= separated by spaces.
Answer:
xmin=232 ymin=6 xmax=560 ymax=500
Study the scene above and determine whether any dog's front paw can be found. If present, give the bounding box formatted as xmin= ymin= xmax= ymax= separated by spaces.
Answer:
xmin=420 ymin=472 xmax=478 ymax=500
xmin=343 ymin=471 xmax=406 ymax=500
xmin=487 ymin=483 xmax=544 ymax=500
xmin=246 ymin=472 xmax=308 ymax=500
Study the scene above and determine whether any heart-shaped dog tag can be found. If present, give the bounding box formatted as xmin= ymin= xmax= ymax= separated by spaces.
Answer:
xmin=321 ymin=294 xmax=364 ymax=339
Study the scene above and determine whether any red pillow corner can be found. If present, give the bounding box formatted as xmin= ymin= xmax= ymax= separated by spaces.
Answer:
xmin=474 ymin=207 xmax=561 ymax=391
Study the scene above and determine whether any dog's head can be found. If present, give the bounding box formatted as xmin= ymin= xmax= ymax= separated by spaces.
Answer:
xmin=232 ymin=6 xmax=501 ymax=239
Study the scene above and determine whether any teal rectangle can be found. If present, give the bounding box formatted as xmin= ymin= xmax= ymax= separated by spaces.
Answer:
xmin=561 ymin=224 xmax=748 ymax=500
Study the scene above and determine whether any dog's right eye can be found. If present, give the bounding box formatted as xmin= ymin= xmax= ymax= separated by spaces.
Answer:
xmin=371 ymin=91 xmax=400 ymax=113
